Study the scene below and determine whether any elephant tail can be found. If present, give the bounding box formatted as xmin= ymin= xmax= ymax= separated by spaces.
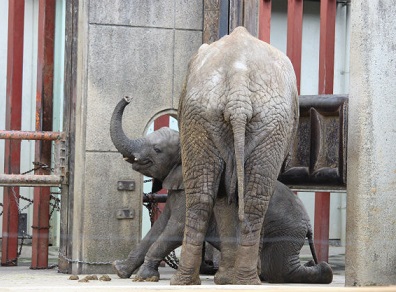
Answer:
xmin=230 ymin=117 xmax=247 ymax=222
xmin=307 ymin=227 xmax=319 ymax=265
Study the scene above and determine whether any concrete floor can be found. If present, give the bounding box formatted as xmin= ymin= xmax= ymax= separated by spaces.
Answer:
xmin=0 ymin=245 xmax=394 ymax=291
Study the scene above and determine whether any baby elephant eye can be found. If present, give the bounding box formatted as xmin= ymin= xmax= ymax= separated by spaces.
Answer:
xmin=154 ymin=147 xmax=162 ymax=153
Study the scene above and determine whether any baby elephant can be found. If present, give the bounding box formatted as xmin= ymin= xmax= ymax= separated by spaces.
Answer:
xmin=110 ymin=103 xmax=333 ymax=283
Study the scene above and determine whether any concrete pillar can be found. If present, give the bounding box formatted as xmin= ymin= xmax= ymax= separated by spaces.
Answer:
xmin=70 ymin=0 xmax=203 ymax=274
xmin=346 ymin=1 xmax=396 ymax=286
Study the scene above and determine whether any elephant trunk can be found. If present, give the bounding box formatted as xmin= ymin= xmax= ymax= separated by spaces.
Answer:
xmin=110 ymin=96 xmax=144 ymax=160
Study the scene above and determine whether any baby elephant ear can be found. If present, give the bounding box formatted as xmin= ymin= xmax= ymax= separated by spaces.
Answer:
xmin=162 ymin=164 xmax=184 ymax=190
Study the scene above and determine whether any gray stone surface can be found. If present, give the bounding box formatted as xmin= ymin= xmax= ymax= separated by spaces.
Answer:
xmin=71 ymin=0 xmax=204 ymax=274
xmin=79 ymin=152 xmax=141 ymax=274
xmin=175 ymin=0 xmax=203 ymax=30
xmin=173 ymin=29 xmax=203 ymax=107
xmin=86 ymin=25 xmax=174 ymax=151
xmin=89 ymin=0 xmax=174 ymax=28
xmin=0 ymin=245 xmax=347 ymax=289
xmin=346 ymin=0 xmax=396 ymax=286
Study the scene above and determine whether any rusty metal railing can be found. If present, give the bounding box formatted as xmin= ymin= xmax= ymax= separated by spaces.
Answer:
xmin=0 ymin=130 xmax=67 ymax=187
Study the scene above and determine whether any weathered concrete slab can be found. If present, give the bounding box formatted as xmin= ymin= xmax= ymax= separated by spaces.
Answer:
xmin=173 ymin=30 xmax=203 ymax=107
xmin=71 ymin=0 xmax=204 ymax=275
xmin=87 ymin=25 xmax=174 ymax=151
xmin=175 ymin=0 xmax=203 ymax=30
xmin=89 ymin=0 xmax=175 ymax=28
xmin=346 ymin=0 xmax=396 ymax=287
xmin=73 ymin=152 xmax=142 ymax=274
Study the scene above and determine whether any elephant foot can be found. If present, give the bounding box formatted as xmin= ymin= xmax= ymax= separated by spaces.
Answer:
xmin=132 ymin=263 xmax=160 ymax=282
xmin=170 ymin=270 xmax=201 ymax=285
xmin=170 ymin=243 xmax=202 ymax=285
xmin=214 ymin=268 xmax=234 ymax=285
xmin=132 ymin=275 xmax=159 ymax=282
xmin=112 ymin=260 xmax=133 ymax=279
xmin=233 ymin=245 xmax=261 ymax=285
xmin=316 ymin=262 xmax=333 ymax=284
xmin=234 ymin=272 xmax=261 ymax=285
xmin=285 ymin=261 xmax=333 ymax=284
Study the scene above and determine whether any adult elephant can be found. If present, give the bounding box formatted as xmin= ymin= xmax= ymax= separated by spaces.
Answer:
xmin=109 ymin=102 xmax=332 ymax=283
xmin=171 ymin=27 xmax=299 ymax=285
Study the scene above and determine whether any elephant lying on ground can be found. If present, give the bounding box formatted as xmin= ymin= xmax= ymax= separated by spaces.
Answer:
xmin=110 ymin=102 xmax=333 ymax=283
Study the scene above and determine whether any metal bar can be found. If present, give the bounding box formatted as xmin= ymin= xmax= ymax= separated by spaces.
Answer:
xmin=0 ymin=130 xmax=64 ymax=141
xmin=258 ymin=0 xmax=271 ymax=43
xmin=219 ymin=0 xmax=229 ymax=38
xmin=229 ymin=0 xmax=243 ymax=32
xmin=143 ymin=194 xmax=168 ymax=203
xmin=58 ymin=0 xmax=78 ymax=274
xmin=0 ymin=175 xmax=63 ymax=187
xmin=243 ymin=0 xmax=259 ymax=37
xmin=203 ymin=0 xmax=221 ymax=44
xmin=318 ymin=0 xmax=337 ymax=94
xmin=287 ymin=0 xmax=303 ymax=94
xmin=2 ymin=0 xmax=25 ymax=267
xmin=314 ymin=0 xmax=337 ymax=263
xmin=31 ymin=0 xmax=56 ymax=269
xmin=314 ymin=192 xmax=331 ymax=262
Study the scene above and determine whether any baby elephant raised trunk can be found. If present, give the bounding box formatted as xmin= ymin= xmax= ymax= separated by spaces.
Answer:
xmin=110 ymin=96 xmax=145 ymax=162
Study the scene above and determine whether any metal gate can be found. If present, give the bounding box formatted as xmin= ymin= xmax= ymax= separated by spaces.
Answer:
xmin=0 ymin=0 xmax=70 ymax=269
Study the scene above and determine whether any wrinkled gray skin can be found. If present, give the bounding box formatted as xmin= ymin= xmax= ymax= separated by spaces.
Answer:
xmin=110 ymin=99 xmax=333 ymax=284
xmin=172 ymin=27 xmax=300 ymax=285
xmin=110 ymin=101 xmax=220 ymax=281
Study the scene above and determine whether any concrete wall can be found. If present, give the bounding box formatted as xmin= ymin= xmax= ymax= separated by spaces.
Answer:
xmin=346 ymin=1 xmax=396 ymax=286
xmin=71 ymin=0 xmax=203 ymax=273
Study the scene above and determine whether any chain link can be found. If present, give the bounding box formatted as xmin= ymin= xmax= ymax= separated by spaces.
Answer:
xmin=0 ymin=161 xmax=60 ymax=265
xmin=58 ymin=251 xmax=113 ymax=265
xmin=142 ymin=181 xmax=179 ymax=270
xmin=0 ymin=166 xmax=180 ymax=270
xmin=164 ymin=250 xmax=179 ymax=270
xmin=21 ymin=161 xmax=53 ymax=175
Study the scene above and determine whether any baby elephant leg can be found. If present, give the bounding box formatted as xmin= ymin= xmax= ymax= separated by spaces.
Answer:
xmin=134 ymin=218 xmax=185 ymax=282
xmin=212 ymin=197 xmax=238 ymax=285
xmin=260 ymin=238 xmax=333 ymax=284
xmin=284 ymin=256 xmax=333 ymax=284
xmin=113 ymin=202 xmax=172 ymax=278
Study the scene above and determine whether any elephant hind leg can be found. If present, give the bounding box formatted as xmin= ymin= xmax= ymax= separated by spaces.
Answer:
xmin=263 ymin=251 xmax=333 ymax=284
xmin=286 ymin=260 xmax=333 ymax=284
xmin=170 ymin=151 xmax=224 ymax=285
xmin=170 ymin=243 xmax=203 ymax=285
xmin=135 ymin=219 xmax=184 ymax=282
xmin=260 ymin=233 xmax=333 ymax=284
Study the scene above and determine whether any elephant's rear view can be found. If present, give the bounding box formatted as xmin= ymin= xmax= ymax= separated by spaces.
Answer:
xmin=171 ymin=26 xmax=299 ymax=285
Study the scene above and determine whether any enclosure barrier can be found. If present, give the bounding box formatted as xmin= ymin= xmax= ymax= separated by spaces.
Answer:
xmin=0 ymin=130 xmax=67 ymax=187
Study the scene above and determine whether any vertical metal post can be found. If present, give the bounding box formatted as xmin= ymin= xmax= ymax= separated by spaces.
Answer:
xmin=229 ymin=0 xmax=244 ymax=32
xmin=318 ymin=0 xmax=337 ymax=94
xmin=219 ymin=0 xmax=229 ymax=38
xmin=314 ymin=0 xmax=337 ymax=263
xmin=58 ymin=0 xmax=78 ymax=274
xmin=1 ymin=0 xmax=25 ymax=267
xmin=286 ymin=0 xmax=303 ymax=94
xmin=31 ymin=0 xmax=56 ymax=269
xmin=258 ymin=0 xmax=272 ymax=43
